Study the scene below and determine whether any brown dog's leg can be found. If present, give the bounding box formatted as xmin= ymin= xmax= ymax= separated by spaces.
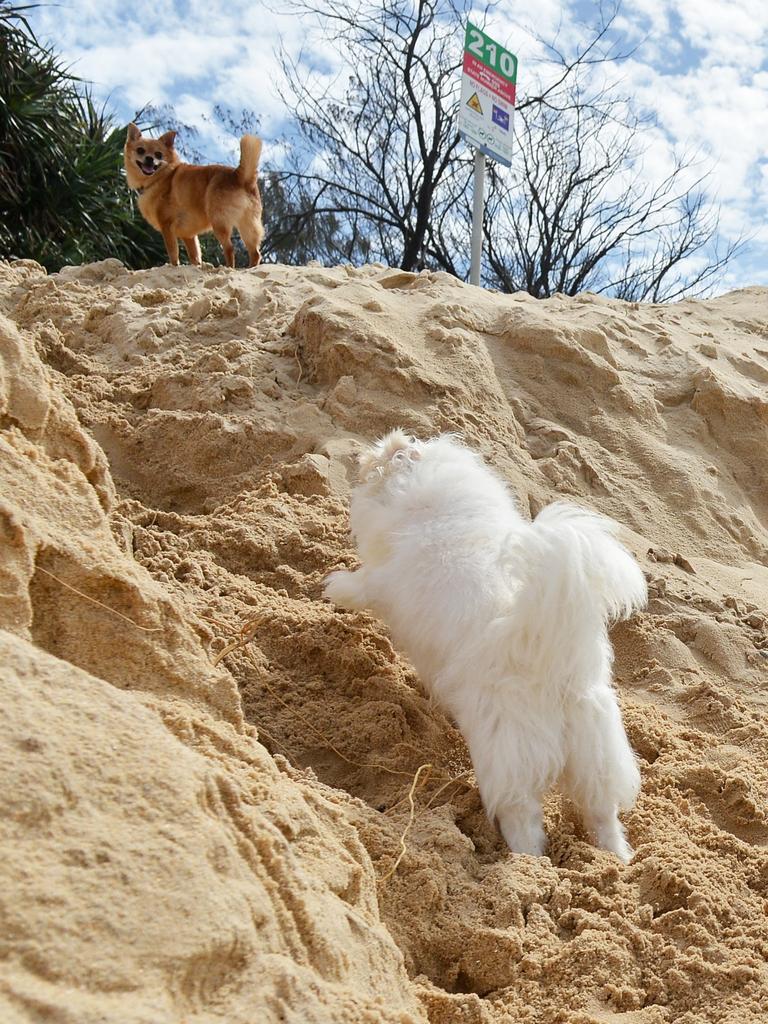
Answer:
xmin=212 ymin=224 xmax=235 ymax=268
xmin=238 ymin=216 xmax=264 ymax=268
xmin=182 ymin=236 xmax=202 ymax=266
xmin=161 ymin=227 xmax=179 ymax=266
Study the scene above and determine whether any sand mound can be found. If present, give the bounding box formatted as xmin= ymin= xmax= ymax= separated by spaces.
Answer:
xmin=1 ymin=257 xmax=767 ymax=1023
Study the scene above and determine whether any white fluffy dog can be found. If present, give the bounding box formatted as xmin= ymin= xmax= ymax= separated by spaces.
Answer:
xmin=324 ymin=430 xmax=647 ymax=862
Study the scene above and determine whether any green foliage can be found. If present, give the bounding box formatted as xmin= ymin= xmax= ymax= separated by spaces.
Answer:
xmin=0 ymin=3 xmax=165 ymax=270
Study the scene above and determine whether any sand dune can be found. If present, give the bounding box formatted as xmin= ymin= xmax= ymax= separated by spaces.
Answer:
xmin=1 ymin=257 xmax=767 ymax=1023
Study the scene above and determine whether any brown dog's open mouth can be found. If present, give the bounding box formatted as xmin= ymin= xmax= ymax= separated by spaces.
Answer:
xmin=137 ymin=162 xmax=159 ymax=176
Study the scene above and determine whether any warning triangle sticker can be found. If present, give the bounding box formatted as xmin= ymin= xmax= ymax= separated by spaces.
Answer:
xmin=466 ymin=92 xmax=483 ymax=114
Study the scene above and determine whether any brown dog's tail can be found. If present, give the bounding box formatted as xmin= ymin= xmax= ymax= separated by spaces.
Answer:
xmin=237 ymin=134 xmax=263 ymax=187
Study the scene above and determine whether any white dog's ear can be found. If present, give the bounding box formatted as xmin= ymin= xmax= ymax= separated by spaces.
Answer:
xmin=358 ymin=429 xmax=421 ymax=482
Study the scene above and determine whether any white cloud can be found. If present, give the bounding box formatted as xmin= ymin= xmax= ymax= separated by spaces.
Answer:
xmin=28 ymin=0 xmax=302 ymax=132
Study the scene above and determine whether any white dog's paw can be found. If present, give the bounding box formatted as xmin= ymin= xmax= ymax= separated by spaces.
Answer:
xmin=589 ymin=815 xmax=634 ymax=863
xmin=497 ymin=807 xmax=547 ymax=857
xmin=606 ymin=833 xmax=635 ymax=864
xmin=323 ymin=569 xmax=365 ymax=610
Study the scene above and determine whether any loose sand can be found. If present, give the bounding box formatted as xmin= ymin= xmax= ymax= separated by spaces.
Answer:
xmin=1 ymin=257 xmax=767 ymax=1023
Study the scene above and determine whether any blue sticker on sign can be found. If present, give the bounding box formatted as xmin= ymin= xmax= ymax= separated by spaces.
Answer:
xmin=492 ymin=105 xmax=510 ymax=131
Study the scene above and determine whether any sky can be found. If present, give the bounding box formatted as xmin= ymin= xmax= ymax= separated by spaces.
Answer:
xmin=25 ymin=0 xmax=768 ymax=292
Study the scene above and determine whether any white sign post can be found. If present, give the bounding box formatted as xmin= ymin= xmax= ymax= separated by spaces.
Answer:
xmin=457 ymin=23 xmax=518 ymax=287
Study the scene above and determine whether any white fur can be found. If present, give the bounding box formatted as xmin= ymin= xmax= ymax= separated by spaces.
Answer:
xmin=324 ymin=430 xmax=647 ymax=862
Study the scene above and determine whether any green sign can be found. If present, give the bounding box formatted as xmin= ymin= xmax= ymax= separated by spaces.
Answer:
xmin=464 ymin=22 xmax=518 ymax=85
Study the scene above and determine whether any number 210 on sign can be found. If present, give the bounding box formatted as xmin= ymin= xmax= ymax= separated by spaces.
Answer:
xmin=465 ymin=24 xmax=518 ymax=82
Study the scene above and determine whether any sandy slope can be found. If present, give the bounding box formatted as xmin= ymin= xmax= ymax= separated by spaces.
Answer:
xmin=1 ymin=257 xmax=767 ymax=1024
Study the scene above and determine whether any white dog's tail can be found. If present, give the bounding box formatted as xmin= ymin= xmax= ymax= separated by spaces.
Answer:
xmin=514 ymin=502 xmax=647 ymax=625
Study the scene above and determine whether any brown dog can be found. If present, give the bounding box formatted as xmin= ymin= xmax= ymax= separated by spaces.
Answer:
xmin=124 ymin=123 xmax=264 ymax=268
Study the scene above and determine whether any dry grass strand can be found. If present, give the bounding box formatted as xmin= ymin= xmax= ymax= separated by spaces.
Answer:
xmin=35 ymin=564 xmax=163 ymax=632
xmin=378 ymin=762 xmax=433 ymax=883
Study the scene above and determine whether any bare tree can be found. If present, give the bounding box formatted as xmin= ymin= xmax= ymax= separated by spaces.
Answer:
xmin=480 ymin=90 xmax=742 ymax=300
xmin=277 ymin=0 xmax=465 ymax=270
xmin=275 ymin=0 xmax=741 ymax=297
xmin=278 ymin=0 xmax=636 ymax=273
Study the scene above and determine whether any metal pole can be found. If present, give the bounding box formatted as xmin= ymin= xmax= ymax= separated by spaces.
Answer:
xmin=469 ymin=147 xmax=485 ymax=287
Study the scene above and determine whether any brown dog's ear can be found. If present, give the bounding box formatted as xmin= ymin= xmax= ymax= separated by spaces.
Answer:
xmin=126 ymin=122 xmax=141 ymax=142
xmin=159 ymin=130 xmax=177 ymax=148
